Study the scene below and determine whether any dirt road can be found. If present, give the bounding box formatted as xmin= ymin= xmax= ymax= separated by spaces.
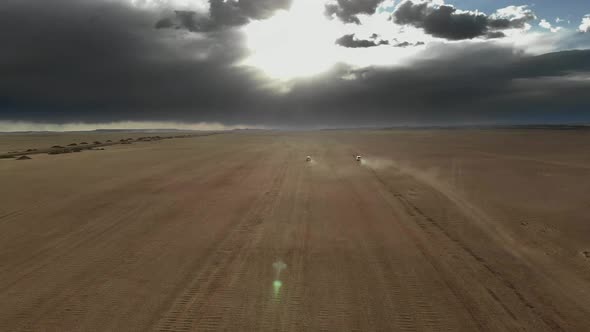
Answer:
xmin=1 ymin=131 xmax=589 ymax=331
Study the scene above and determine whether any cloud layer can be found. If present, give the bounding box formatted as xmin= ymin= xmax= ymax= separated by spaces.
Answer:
xmin=0 ymin=0 xmax=589 ymax=128
xmin=335 ymin=34 xmax=389 ymax=47
xmin=155 ymin=0 xmax=292 ymax=31
xmin=393 ymin=1 xmax=535 ymax=40
xmin=325 ymin=0 xmax=385 ymax=24
xmin=580 ymin=15 xmax=590 ymax=33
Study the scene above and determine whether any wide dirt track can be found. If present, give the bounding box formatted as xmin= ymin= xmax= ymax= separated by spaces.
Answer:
xmin=1 ymin=130 xmax=589 ymax=331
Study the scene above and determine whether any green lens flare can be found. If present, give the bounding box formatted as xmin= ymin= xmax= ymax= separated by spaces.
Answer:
xmin=273 ymin=280 xmax=282 ymax=296
xmin=273 ymin=280 xmax=282 ymax=289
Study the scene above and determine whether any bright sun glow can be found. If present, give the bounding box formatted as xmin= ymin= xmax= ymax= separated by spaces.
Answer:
xmin=240 ymin=0 xmax=428 ymax=80
xmin=239 ymin=0 xmax=541 ymax=81
xmin=241 ymin=0 xmax=340 ymax=80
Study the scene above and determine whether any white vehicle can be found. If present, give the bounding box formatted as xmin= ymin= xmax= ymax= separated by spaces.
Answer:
xmin=306 ymin=156 xmax=312 ymax=162
xmin=356 ymin=155 xmax=362 ymax=161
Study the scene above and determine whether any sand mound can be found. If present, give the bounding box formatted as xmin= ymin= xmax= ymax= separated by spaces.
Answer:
xmin=16 ymin=155 xmax=31 ymax=160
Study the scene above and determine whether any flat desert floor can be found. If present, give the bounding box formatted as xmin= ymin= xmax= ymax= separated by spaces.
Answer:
xmin=1 ymin=130 xmax=589 ymax=331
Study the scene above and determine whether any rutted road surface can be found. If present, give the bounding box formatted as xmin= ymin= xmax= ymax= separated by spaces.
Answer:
xmin=0 ymin=131 xmax=589 ymax=331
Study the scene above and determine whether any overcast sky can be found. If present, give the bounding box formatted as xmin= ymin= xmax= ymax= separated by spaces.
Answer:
xmin=1 ymin=0 xmax=589 ymax=130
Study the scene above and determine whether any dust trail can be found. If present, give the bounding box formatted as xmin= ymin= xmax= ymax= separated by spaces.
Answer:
xmin=360 ymin=157 xmax=395 ymax=170
xmin=360 ymin=156 xmax=530 ymax=261
xmin=357 ymin=155 xmax=549 ymax=265
xmin=360 ymin=154 xmax=590 ymax=311
xmin=361 ymin=157 xmax=442 ymax=184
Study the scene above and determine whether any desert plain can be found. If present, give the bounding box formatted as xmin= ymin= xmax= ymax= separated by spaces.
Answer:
xmin=0 ymin=129 xmax=589 ymax=331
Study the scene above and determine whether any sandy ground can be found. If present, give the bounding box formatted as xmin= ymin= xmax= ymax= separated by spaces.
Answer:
xmin=0 ymin=130 xmax=589 ymax=331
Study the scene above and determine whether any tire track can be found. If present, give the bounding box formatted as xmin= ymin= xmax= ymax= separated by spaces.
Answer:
xmin=342 ymin=170 xmax=451 ymax=331
xmin=0 ymin=144 xmax=263 ymax=292
xmin=367 ymin=164 xmax=565 ymax=331
xmin=1 ymin=141 xmax=274 ymax=331
xmin=154 ymin=151 xmax=291 ymax=332
xmin=0 ymin=141 xmax=252 ymax=279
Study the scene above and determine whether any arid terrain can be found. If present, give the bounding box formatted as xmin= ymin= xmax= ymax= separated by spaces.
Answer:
xmin=1 ymin=129 xmax=589 ymax=331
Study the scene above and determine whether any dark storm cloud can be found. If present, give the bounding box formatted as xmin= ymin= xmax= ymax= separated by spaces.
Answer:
xmin=155 ymin=0 xmax=291 ymax=32
xmin=155 ymin=10 xmax=216 ymax=32
xmin=393 ymin=0 xmax=535 ymax=40
xmin=276 ymin=46 xmax=590 ymax=125
xmin=486 ymin=31 xmax=506 ymax=39
xmin=393 ymin=41 xmax=424 ymax=47
xmin=335 ymin=34 xmax=389 ymax=48
xmin=0 ymin=0 xmax=589 ymax=127
xmin=0 ymin=0 xmax=262 ymax=123
xmin=237 ymin=0 xmax=292 ymax=19
xmin=325 ymin=0 xmax=385 ymax=24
